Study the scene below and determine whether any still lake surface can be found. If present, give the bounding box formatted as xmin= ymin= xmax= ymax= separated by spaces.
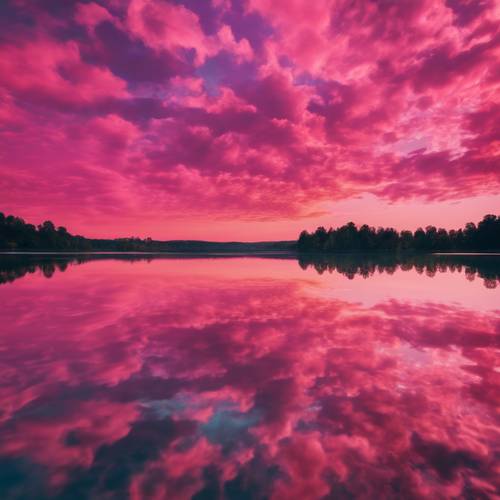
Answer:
xmin=0 ymin=254 xmax=499 ymax=499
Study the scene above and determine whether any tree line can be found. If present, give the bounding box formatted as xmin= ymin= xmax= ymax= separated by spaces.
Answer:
xmin=0 ymin=212 xmax=295 ymax=252
xmin=0 ymin=212 xmax=296 ymax=253
xmin=2 ymin=211 xmax=499 ymax=253
xmin=0 ymin=213 xmax=160 ymax=251
xmin=298 ymin=215 xmax=500 ymax=253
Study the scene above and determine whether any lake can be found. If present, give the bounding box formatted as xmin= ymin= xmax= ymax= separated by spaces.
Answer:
xmin=0 ymin=254 xmax=498 ymax=499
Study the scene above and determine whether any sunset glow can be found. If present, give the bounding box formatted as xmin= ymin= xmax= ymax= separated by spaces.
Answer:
xmin=0 ymin=0 xmax=499 ymax=238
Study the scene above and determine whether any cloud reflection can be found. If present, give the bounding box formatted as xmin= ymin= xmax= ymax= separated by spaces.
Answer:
xmin=0 ymin=257 xmax=498 ymax=498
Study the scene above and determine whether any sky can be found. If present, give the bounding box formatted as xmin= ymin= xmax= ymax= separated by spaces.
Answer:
xmin=0 ymin=0 xmax=499 ymax=240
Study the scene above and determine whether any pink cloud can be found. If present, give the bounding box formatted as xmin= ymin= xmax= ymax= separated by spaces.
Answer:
xmin=126 ymin=0 xmax=253 ymax=66
xmin=126 ymin=0 xmax=216 ymax=64
xmin=217 ymin=25 xmax=254 ymax=62
xmin=0 ymin=0 xmax=498 ymax=238
xmin=0 ymin=38 xmax=128 ymax=108
xmin=75 ymin=2 xmax=113 ymax=31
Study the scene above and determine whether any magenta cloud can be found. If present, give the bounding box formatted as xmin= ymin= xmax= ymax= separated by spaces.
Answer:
xmin=0 ymin=0 xmax=498 ymax=235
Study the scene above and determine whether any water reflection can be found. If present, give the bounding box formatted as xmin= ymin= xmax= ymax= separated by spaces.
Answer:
xmin=0 ymin=257 xmax=498 ymax=499
xmin=0 ymin=253 xmax=294 ymax=286
xmin=298 ymin=253 xmax=500 ymax=288
xmin=1 ymin=253 xmax=499 ymax=288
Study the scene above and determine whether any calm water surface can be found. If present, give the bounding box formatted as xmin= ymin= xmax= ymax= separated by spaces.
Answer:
xmin=0 ymin=255 xmax=499 ymax=499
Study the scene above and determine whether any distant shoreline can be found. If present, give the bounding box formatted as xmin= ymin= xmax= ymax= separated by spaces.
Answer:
xmin=1 ymin=251 xmax=499 ymax=256
xmin=2 ymin=212 xmax=499 ymax=254
xmin=0 ymin=250 xmax=298 ymax=257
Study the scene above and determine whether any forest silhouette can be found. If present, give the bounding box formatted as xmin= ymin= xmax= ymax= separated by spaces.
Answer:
xmin=298 ymin=215 xmax=500 ymax=253
xmin=0 ymin=213 xmax=291 ymax=252
xmin=0 ymin=213 xmax=157 ymax=251
xmin=0 ymin=212 xmax=499 ymax=253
